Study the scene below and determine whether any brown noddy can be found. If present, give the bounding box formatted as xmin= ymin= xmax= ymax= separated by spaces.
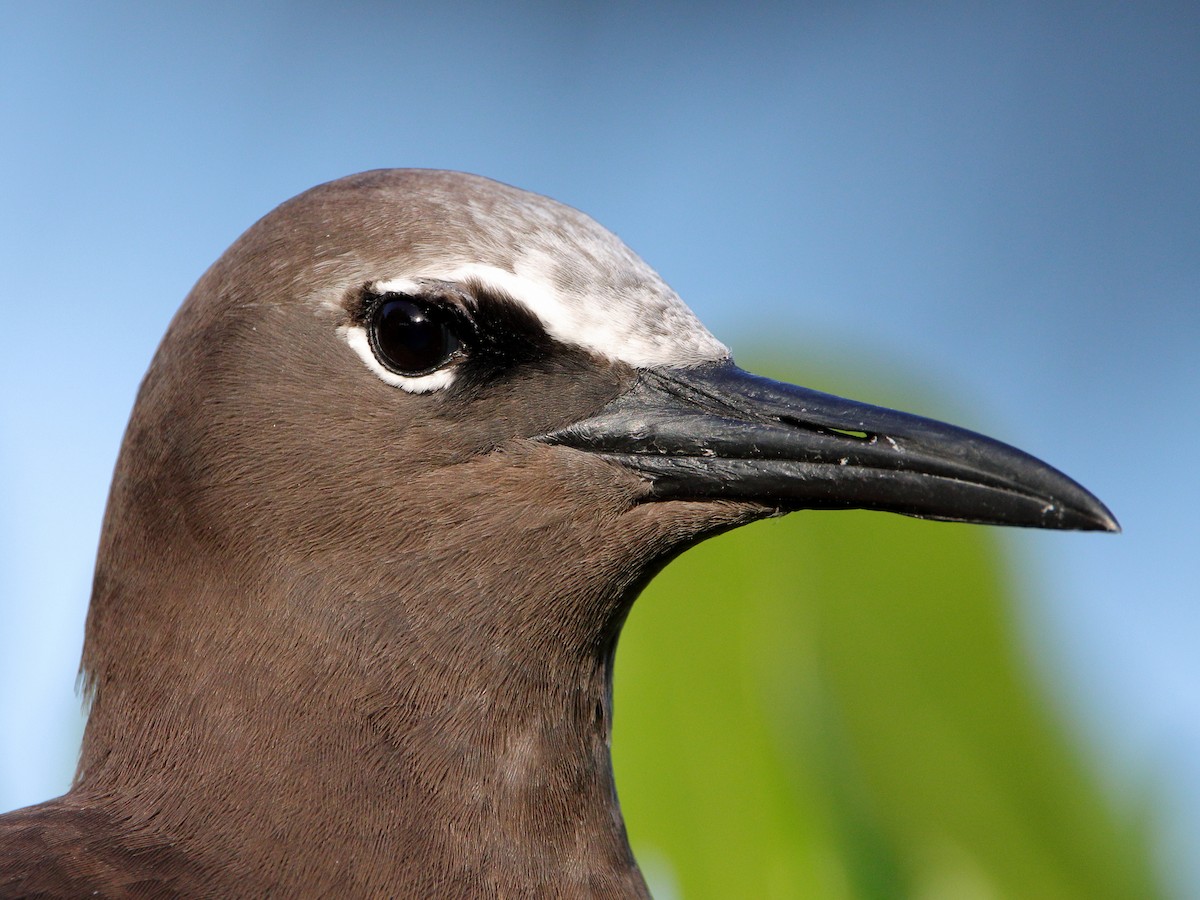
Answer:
xmin=0 ymin=170 xmax=1117 ymax=898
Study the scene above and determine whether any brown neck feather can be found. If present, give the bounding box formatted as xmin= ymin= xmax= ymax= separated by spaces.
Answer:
xmin=74 ymin=437 xmax=752 ymax=896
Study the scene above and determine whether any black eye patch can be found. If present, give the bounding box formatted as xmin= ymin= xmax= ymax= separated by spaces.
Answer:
xmin=352 ymin=282 xmax=559 ymax=391
xmin=460 ymin=285 xmax=556 ymax=373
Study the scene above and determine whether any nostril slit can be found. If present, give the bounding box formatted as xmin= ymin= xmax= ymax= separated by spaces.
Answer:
xmin=779 ymin=415 xmax=872 ymax=441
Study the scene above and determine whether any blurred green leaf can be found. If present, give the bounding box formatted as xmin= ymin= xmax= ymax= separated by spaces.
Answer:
xmin=612 ymin=362 xmax=1160 ymax=900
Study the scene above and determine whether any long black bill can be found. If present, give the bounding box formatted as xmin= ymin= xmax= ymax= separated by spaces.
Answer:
xmin=536 ymin=361 xmax=1118 ymax=531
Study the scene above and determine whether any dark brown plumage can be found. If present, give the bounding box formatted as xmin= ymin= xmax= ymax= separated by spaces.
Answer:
xmin=0 ymin=170 xmax=1115 ymax=898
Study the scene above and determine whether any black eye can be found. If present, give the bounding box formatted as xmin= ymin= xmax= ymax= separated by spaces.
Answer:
xmin=368 ymin=296 xmax=463 ymax=376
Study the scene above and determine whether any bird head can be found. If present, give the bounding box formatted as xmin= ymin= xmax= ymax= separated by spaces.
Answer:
xmin=69 ymin=170 xmax=1116 ymax=892
xmin=84 ymin=169 xmax=1115 ymax=709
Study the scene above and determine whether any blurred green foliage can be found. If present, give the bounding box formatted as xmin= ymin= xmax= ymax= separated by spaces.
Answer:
xmin=612 ymin=365 xmax=1160 ymax=900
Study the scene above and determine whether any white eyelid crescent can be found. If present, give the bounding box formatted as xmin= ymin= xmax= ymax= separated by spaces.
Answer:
xmin=341 ymin=325 xmax=457 ymax=393
xmin=369 ymin=277 xmax=424 ymax=296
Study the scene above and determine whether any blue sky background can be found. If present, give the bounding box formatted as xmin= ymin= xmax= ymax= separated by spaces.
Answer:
xmin=1 ymin=2 xmax=1196 ymax=894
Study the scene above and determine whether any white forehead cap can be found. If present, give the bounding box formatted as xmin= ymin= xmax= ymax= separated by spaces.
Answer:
xmin=373 ymin=247 xmax=729 ymax=370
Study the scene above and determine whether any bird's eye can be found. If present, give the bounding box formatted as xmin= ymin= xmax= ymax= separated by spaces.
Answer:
xmin=368 ymin=296 xmax=463 ymax=376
